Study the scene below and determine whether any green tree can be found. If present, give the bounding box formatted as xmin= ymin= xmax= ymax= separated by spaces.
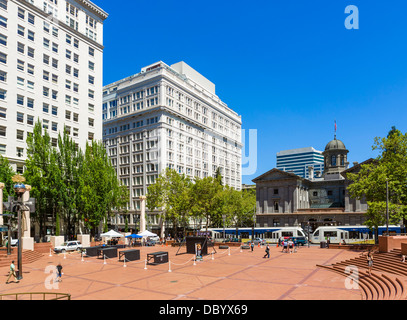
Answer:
xmin=25 ymin=120 xmax=53 ymax=238
xmin=347 ymin=127 xmax=407 ymax=242
xmin=0 ymin=155 xmax=15 ymax=202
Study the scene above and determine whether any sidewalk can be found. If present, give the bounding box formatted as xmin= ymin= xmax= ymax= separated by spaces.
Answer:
xmin=0 ymin=245 xmax=363 ymax=300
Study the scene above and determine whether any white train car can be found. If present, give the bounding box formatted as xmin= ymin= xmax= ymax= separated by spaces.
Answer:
xmin=203 ymin=226 xmax=306 ymax=243
xmin=310 ymin=225 xmax=403 ymax=244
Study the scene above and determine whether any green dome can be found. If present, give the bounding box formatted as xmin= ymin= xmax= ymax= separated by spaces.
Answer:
xmin=325 ymin=138 xmax=346 ymax=151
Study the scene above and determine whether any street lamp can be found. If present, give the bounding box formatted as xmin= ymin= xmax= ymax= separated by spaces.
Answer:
xmin=12 ymin=174 xmax=26 ymax=281
xmin=386 ymin=179 xmax=389 ymax=236
xmin=222 ymin=214 xmax=226 ymax=241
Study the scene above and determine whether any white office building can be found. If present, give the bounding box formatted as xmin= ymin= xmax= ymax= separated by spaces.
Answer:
xmin=0 ymin=0 xmax=108 ymax=172
xmin=276 ymin=147 xmax=324 ymax=179
xmin=103 ymin=61 xmax=242 ymax=232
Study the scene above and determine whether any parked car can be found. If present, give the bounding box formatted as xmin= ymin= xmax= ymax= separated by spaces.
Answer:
xmin=289 ymin=236 xmax=308 ymax=246
xmin=249 ymin=238 xmax=266 ymax=245
xmin=4 ymin=236 xmax=18 ymax=246
xmin=54 ymin=241 xmax=82 ymax=253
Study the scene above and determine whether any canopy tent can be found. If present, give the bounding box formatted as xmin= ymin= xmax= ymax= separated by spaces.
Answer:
xmin=125 ymin=234 xmax=143 ymax=239
xmin=138 ymin=230 xmax=158 ymax=237
xmin=100 ymin=230 xmax=124 ymax=238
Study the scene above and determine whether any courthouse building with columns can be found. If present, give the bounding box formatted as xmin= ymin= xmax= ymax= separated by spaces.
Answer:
xmin=253 ymin=136 xmax=372 ymax=232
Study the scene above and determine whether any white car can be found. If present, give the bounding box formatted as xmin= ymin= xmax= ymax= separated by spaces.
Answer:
xmin=4 ymin=236 xmax=18 ymax=246
xmin=54 ymin=241 xmax=82 ymax=253
xmin=149 ymin=236 xmax=160 ymax=242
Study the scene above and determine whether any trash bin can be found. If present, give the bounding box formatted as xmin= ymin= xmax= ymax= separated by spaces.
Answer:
xmin=320 ymin=241 xmax=326 ymax=248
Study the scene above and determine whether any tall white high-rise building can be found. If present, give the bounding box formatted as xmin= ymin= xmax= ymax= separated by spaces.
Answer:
xmin=103 ymin=61 xmax=242 ymax=232
xmin=276 ymin=147 xmax=324 ymax=179
xmin=0 ymin=0 xmax=108 ymax=172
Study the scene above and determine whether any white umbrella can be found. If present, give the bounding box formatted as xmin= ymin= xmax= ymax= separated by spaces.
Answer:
xmin=100 ymin=230 xmax=124 ymax=238
xmin=138 ymin=230 xmax=158 ymax=237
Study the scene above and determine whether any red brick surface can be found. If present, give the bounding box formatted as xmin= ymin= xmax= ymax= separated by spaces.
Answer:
xmin=0 ymin=245 xmax=364 ymax=300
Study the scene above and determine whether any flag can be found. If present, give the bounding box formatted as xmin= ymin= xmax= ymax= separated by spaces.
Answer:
xmin=334 ymin=121 xmax=337 ymax=132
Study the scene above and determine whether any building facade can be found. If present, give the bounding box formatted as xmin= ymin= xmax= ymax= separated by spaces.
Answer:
xmin=0 ymin=0 xmax=107 ymax=173
xmin=102 ymin=61 xmax=242 ymax=233
xmin=254 ymin=137 xmax=369 ymax=232
xmin=276 ymin=147 xmax=324 ymax=179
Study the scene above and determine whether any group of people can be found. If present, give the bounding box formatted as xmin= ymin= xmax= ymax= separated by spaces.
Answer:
xmin=279 ymin=237 xmax=297 ymax=254
xmin=6 ymin=261 xmax=63 ymax=284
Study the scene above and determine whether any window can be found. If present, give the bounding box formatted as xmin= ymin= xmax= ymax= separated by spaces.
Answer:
xmin=51 ymin=122 xmax=57 ymax=131
xmin=52 ymin=74 xmax=58 ymax=84
xmin=18 ymin=8 xmax=25 ymax=19
xmin=331 ymin=155 xmax=337 ymax=166
xmin=16 ymin=112 xmax=24 ymax=123
xmin=88 ymin=61 xmax=94 ymax=71
xmin=73 ymin=113 xmax=78 ymax=122
xmin=66 ymin=34 xmax=71 ymax=44
xmin=43 ymin=70 xmax=49 ymax=81
xmin=17 ymin=59 xmax=24 ymax=71
xmin=52 ymin=90 xmax=57 ymax=100
xmin=313 ymin=191 xmax=318 ymax=197
xmin=17 ymin=25 xmax=24 ymax=36
xmin=16 ymin=129 xmax=24 ymax=140
xmin=28 ymin=13 xmax=35 ymax=25
xmin=0 ymin=52 xmax=5 ymax=65
xmin=274 ymin=189 xmax=279 ymax=195
xmin=0 ymin=125 xmax=5 ymax=136
xmin=274 ymin=201 xmax=279 ymax=211
xmin=43 ymin=87 xmax=49 ymax=97
xmin=27 ymin=98 xmax=34 ymax=108
xmin=52 ymin=58 xmax=58 ymax=69
xmin=73 ymin=53 xmax=78 ymax=63
xmin=52 ymin=106 xmax=58 ymax=116
xmin=43 ymin=37 xmax=49 ymax=49
xmin=27 ymin=80 xmax=34 ymax=90
xmin=0 ymin=0 xmax=7 ymax=11
xmin=0 ymin=15 xmax=6 ymax=28
xmin=0 ymin=33 xmax=6 ymax=46
xmin=17 ymin=94 xmax=24 ymax=105
xmin=73 ymin=68 xmax=78 ymax=77
xmin=88 ymin=75 xmax=94 ymax=85
xmin=0 ymin=88 xmax=6 ymax=100
xmin=43 ymin=119 xmax=49 ymax=130
xmin=0 ymin=144 xmax=5 ymax=155
xmin=27 ymin=47 xmax=34 ymax=58
xmin=43 ymin=54 xmax=49 ymax=65
xmin=88 ymin=118 xmax=94 ymax=127
xmin=27 ymin=64 xmax=34 ymax=75
xmin=28 ymin=30 xmax=34 ymax=41
xmin=88 ymin=89 xmax=94 ymax=99
xmin=27 ymin=115 xmax=34 ymax=125
xmin=327 ymin=190 xmax=333 ymax=196
xmin=89 ymin=47 xmax=94 ymax=56
xmin=42 ymin=103 xmax=49 ymax=113
xmin=65 ymin=110 xmax=71 ymax=120
xmin=52 ymin=42 xmax=58 ymax=53
xmin=0 ymin=106 xmax=5 ymax=119
xmin=66 ymin=49 xmax=71 ymax=59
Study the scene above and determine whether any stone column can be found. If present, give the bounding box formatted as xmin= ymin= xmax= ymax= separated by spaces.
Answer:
xmin=21 ymin=185 xmax=34 ymax=251
xmin=140 ymin=196 xmax=146 ymax=232
xmin=0 ymin=182 xmax=4 ymax=226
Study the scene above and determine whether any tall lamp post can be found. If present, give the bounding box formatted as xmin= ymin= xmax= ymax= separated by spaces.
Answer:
xmin=386 ymin=179 xmax=389 ymax=236
xmin=12 ymin=175 xmax=26 ymax=281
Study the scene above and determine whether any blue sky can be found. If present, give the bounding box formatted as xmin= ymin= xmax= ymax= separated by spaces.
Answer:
xmin=97 ymin=0 xmax=407 ymax=184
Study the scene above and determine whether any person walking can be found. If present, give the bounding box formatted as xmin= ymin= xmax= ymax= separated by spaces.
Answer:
xmin=361 ymin=249 xmax=374 ymax=276
xmin=56 ymin=263 xmax=63 ymax=282
xmin=250 ymin=242 xmax=254 ymax=252
xmin=263 ymin=244 xmax=270 ymax=258
xmin=288 ymin=239 xmax=294 ymax=254
xmin=6 ymin=261 xmax=19 ymax=284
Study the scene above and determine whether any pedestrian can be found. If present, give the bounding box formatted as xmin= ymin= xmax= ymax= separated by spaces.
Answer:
xmin=361 ymin=249 xmax=374 ymax=276
xmin=288 ymin=239 xmax=294 ymax=254
xmin=6 ymin=261 xmax=19 ymax=284
xmin=263 ymin=244 xmax=270 ymax=258
xmin=56 ymin=262 xmax=63 ymax=282
xmin=283 ymin=239 xmax=288 ymax=253
xmin=250 ymin=242 xmax=254 ymax=252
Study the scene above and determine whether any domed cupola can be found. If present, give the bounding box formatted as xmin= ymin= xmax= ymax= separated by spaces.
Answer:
xmin=322 ymin=137 xmax=349 ymax=179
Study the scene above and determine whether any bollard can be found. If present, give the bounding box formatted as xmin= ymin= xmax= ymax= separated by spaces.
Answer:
xmin=211 ymin=252 xmax=214 ymax=260
xmin=144 ymin=259 xmax=147 ymax=270
xmin=193 ymin=257 xmax=196 ymax=266
xmin=49 ymin=248 xmax=52 ymax=257
xmin=123 ymin=257 xmax=127 ymax=268
xmin=64 ymin=252 xmax=66 ymax=259
xmin=168 ymin=261 xmax=172 ymax=273
xmin=228 ymin=247 xmax=231 ymax=256
xmin=104 ymin=254 xmax=106 ymax=265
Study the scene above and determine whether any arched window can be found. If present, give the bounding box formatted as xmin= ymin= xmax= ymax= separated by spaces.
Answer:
xmin=331 ymin=155 xmax=337 ymax=166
